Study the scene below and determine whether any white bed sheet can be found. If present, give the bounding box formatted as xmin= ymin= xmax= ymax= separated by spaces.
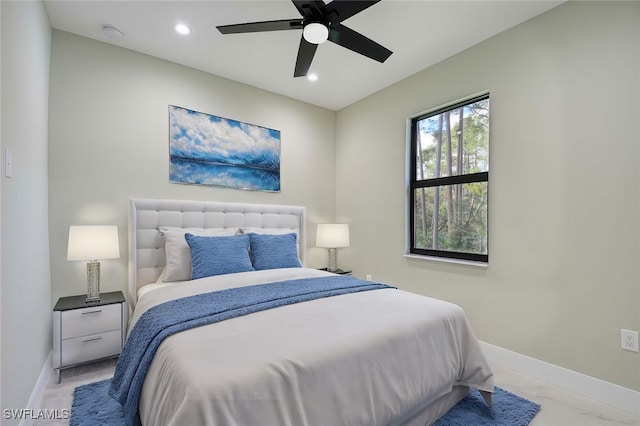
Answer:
xmin=136 ymin=283 xmax=168 ymax=300
xmin=132 ymin=268 xmax=494 ymax=426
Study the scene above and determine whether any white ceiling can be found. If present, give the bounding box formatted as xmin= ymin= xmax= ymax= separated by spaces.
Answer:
xmin=45 ymin=0 xmax=563 ymax=111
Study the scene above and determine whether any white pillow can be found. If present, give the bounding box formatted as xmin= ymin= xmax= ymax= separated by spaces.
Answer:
xmin=240 ymin=227 xmax=298 ymax=236
xmin=160 ymin=227 xmax=239 ymax=282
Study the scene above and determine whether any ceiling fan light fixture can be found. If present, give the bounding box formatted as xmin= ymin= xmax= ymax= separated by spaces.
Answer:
xmin=216 ymin=0 xmax=391 ymax=78
xmin=303 ymin=22 xmax=329 ymax=44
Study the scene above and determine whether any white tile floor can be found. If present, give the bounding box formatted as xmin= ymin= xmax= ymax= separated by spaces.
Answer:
xmin=36 ymin=359 xmax=639 ymax=425
xmin=488 ymin=362 xmax=639 ymax=426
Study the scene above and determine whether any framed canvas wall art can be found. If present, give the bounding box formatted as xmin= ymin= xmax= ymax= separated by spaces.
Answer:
xmin=169 ymin=105 xmax=281 ymax=192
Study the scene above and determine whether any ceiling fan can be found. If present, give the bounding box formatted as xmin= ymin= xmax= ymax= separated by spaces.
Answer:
xmin=216 ymin=0 xmax=392 ymax=77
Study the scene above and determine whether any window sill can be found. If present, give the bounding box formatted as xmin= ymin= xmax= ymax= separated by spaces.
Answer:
xmin=403 ymin=253 xmax=489 ymax=268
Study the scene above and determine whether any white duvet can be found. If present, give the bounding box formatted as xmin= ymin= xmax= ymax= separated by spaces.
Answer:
xmin=131 ymin=268 xmax=494 ymax=426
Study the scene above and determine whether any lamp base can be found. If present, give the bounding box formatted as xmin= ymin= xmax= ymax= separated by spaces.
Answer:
xmin=327 ymin=248 xmax=338 ymax=272
xmin=86 ymin=260 xmax=101 ymax=302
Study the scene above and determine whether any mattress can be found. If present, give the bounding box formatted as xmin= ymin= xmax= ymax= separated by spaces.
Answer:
xmin=128 ymin=268 xmax=493 ymax=425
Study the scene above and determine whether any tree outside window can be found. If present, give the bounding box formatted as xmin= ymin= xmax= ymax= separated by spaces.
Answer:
xmin=409 ymin=94 xmax=489 ymax=262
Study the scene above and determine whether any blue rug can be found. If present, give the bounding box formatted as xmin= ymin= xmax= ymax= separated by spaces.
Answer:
xmin=71 ymin=380 xmax=540 ymax=426
xmin=434 ymin=387 xmax=541 ymax=426
xmin=70 ymin=380 xmax=122 ymax=426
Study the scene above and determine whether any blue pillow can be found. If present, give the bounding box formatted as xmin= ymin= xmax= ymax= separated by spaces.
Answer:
xmin=185 ymin=233 xmax=254 ymax=279
xmin=248 ymin=232 xmax=302 ymax=270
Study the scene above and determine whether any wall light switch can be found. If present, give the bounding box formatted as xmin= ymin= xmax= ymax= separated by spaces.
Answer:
xmin=5 ymin=149 xmax=12 ymax=178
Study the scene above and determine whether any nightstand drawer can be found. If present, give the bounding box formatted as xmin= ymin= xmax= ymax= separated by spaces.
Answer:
xmin=61 ymin=304 xmax=121 ymax=339
xmin=61 ymin=329 xmax=122 ymax=366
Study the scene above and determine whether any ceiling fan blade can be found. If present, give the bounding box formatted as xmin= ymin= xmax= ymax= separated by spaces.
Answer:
xmin=328 ymin=23 xmax=392 ymax=63
xmin=217 ymin=19 xmax=302 ymax=34
xmin=294 ymin=36 xmax=318 ymax=77
xmin=321 ymin=0 xmax=381 ymax=23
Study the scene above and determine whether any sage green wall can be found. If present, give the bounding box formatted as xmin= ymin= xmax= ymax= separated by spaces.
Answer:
xmin=335 ymin=1 xmax=640 ymax=391
xmin=1 ymin=1 xmax=52 ymax=422
xmin=48 ymin=31 xmax=336 ymax=306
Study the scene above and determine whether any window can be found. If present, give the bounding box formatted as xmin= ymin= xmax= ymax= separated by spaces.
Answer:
xmin=409 ymin=94 xmax=489 ymax=262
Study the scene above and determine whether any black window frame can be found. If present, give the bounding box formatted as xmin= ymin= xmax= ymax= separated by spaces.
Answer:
xmin=409 ymin=94 xmax=489 ymax=263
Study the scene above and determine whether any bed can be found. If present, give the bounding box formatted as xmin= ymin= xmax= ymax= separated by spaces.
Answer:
xmin=110 ymin=198 xmax=494 ymax=426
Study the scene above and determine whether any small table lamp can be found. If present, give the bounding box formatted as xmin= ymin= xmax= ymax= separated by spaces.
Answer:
xmin=316 ymin=224 xmax=350 ymax=273
xmin=67 ymin=226 xmax=120 ymax=302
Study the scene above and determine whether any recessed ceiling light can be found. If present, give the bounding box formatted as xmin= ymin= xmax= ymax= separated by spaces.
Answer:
xmin=174 ymin=23 xmax=191 ymax=35
xmin=307 ymin=73 xmax=318 ymax=82
xmin=102 ymin=25 xmax=123 ymax=40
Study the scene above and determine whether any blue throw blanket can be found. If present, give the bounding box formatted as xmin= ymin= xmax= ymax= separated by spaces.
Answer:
xmin=108 ymin=275 xmax=392 ymax=426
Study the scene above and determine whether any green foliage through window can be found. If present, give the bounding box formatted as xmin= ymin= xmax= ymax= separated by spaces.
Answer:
xmin=409 ymin=94 xmax=489 ymax=262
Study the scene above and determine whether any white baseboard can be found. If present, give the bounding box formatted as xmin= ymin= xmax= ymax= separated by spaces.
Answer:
xmin=480 ymin=341 xmax=640 ymax=416
xmin=18 ymin=351 xmax=52 ymax=426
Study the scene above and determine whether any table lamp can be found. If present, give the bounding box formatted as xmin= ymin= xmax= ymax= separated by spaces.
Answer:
xmin=316 ymin=224 xmax=350 ymax=273
xmin=67 ymin=225 xmax=120 ymax=302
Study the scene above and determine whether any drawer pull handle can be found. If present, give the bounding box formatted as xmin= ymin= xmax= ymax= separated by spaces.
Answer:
xmin=81 ymin=336 xmax=102 ymax=343
xmin=82 ymin=309 xmax=103 ymax=315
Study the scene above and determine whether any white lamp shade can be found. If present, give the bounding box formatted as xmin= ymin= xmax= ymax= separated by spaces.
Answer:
xmin=67 ymin=226 xmax=120 ymax=261
xmin=316 ymin=224 xmax=350 ymax=248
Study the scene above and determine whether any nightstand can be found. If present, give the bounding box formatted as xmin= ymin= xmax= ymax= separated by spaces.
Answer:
xmin=318 ymin=268 xmax=352 ymax=276
xmin=52 ymin=291 xmax=126 ymax=383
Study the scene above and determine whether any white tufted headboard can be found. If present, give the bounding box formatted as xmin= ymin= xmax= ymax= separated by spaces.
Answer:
xmin=128 ymin=198 xmax=306 ymax=306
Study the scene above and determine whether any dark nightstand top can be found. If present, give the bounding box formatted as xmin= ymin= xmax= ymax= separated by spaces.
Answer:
xmin=318 ymin=268 xmax=352 ymax=275
xmin=54 ymin=291 xmax=125 ymax=311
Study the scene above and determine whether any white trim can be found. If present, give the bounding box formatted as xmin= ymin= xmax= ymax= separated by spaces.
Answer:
xmin=480 ymin=341 xmax=640 ymax=416
xmin=403 ymin=254 xmax=489 ymax=268
xmin=18 ymin=351 xmax=52 ymax=426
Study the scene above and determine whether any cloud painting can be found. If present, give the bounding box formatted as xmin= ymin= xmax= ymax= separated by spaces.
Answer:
xmin=169 ymin=105 xmax=280 ymax=192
